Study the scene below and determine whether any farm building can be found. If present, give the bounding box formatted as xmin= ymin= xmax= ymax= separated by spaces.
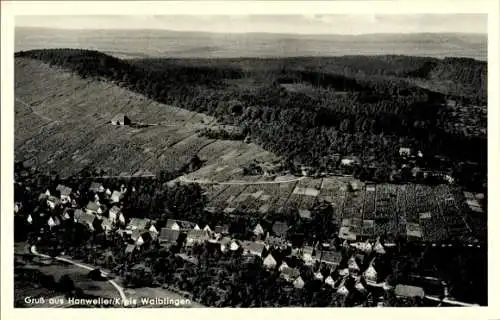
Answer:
xmin=242 ymin=241 xmax=267 ymax=257
xmin=166 ymin=219 xmax=197 ymax=231
xmin=111 ymin=114 xmax=131 ymax=126
xmin=318 ymin=250 xmax=343 ymax=267
xmin=126 ymin=218 xmax=151 ymax=231
xmin=185 ymin=230 xmax=210 ymax=247
xmin=131 ymin=229 xmax=153 ymax=246
xmin=159 ymin=228 xmax=181 ymax=245
xmin=263 ymin=253 xmax=278 ymax=269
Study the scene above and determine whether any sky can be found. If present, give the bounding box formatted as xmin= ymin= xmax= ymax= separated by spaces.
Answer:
xmin=15 ymin=14 xmax=487 ymax=35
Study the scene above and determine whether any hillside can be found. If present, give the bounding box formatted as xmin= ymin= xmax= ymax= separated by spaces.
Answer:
xmin=14 ymin=57 xmax=278 ymax=178
xmin=15 ymin=28 xmax=487 ymax=61
xmin=15 ymin=49 xmax=487 ymax=190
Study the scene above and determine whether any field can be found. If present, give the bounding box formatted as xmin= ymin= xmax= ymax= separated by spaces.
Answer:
xmin=199 ymin=176 xmax=483 ymax=243
xmin=14 ymin=58 xmax=276 ymax=178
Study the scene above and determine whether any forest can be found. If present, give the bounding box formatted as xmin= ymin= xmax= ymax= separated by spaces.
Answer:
xmin=15 ymin=49 xmax=487 ymax=191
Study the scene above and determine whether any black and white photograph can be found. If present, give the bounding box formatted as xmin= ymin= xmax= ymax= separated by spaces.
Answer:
xmin=2 ymin=0 xmax=498 ymax=314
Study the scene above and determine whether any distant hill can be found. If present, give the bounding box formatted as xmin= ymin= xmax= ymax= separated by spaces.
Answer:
xmin=15 ymin=27 xmax=487 ymax=61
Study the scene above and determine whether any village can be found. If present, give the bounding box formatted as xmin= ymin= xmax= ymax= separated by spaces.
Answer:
xmin=14 ymin=165 xmax=483 ymax=308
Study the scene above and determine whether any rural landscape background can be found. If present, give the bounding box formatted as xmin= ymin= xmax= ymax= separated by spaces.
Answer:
xmin=13 ymin=14 xmax=487 ymax=308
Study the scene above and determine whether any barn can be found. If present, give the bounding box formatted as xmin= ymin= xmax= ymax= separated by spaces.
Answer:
xmin=111 ymin=114 xmax=131 ymax=126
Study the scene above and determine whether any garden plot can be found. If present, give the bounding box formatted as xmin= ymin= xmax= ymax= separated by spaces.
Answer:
xmin=208 ymin=185 xmax=248 ymax=211
xmin=362 ymin=184 xmax=376 ymax=220
xmin=318 ymin=178 xmax=348 ymax=213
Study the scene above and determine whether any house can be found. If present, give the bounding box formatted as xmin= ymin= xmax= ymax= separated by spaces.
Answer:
xmin=110 ymin=191 xmax=122 ymax=204
xmin=339 ymin=226 xmax=357 ymax=241
xmin=280 ymin=267 xmax=300 ymax=282
xmin=394 ymin=284 xmax=425 ymax=298
xmin=253 ymin=223 xmax=265 ymax=237
xmin=214 ymin=225 xmax=230 ymax=236
xmin=340 ymin=156 xmax=361 ymax=167
xmin=56 ymin=185 xmax=72 ymax=203
xmin=193 ymin=224 xmax=201 ymax=230
xmin=165 ymin=219 xmax=197 ymax=232
xmin=131 ymin=229 xmax=153 ymax=246
xmin=325 ymin=275 xmax=335 ymax=287
xmin=203 ymin=225 xmax=212 ymax=232
xmin=314 ymin=270 xmax=324 ymax=281
xmin=89 ymin=182 xmax=105 ymax=193
xmin=298 ymin=209 xmax=312 ymax=220
xmin=302 ymin=246 xmax=315 ymax=265
xmin=406 ymin=223 xmax=423 ymax=239
xmin=242 ymin=241 xmax=267 ymax=257
xmin=159 ymin=228 xmax=181 ymax=245
xmin=373 ymin=239 xmax=386 ymax=255
xmin=26 ymin=214 xmax=33 ymax=224
xmin=100 ymin=217 xmax=113 ymax=234
xmin=185 ymin=230 xmax=210 ymax=247
xmin=108 ymin=206 xmax=120 ymax=223
xmin=355 ymin=281 xmax=366 ymax=293
xmin=126 ymin=218 xmax=151 ymax=231
xmin=111 ymin=114 xmax=131 ymax=126
xmin=117 ymin=212 xmax=126 ymax=226
xmin=62 ymin=209 xmax=71 ymax=220
xmin=263 ymin=253 xmax=278 ymax=269
xmin=336 ymin=280 xmax=349 ymax=296
xmin=149 ymin=224 xmax=159 ymax=236
xmin=278 ymin=261 xmax=290 ymax=272
xmin=350 ymin=181 xmax=361 ymax=191
xmin=229 ymin=240 xmax=240 ymax=251
xmin=272 ymin=221 xmax=289 ymax=238
xmin=47 ymin=216 xmax=61 ymax=228
xmin=125 ymin=244 xmax=136 ymax=255
xmin=293 ymin=276 xmax=305 ymax=289
xmin=75 ymin=210 xmax=97 ymax=231
xmin=399 ymin=147 xmax=413 ymax=157
xmin=363 ymin=264 xmax=378 ymax=283
xmin=219 ymin=237 xmax=232 ymax=252
xmin=46 ymin=196 xmax=60 ymax=210
xmin=86 ymin=201 xmax=100 ymax=214
xmin=318 ymin=250 xmax=343 ymax=267
xmin=348 ymin=256 xmax=360 ymax=273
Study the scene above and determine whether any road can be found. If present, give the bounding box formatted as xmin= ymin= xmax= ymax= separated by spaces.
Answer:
xmin=177 ymin=175 xmax=305 ymax=185
xmin=30 ymin=246 xmax=129 ymax=306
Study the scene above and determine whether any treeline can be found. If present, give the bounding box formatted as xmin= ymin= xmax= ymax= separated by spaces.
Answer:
xmin=15 ymin=49 xmax=487 ymax=190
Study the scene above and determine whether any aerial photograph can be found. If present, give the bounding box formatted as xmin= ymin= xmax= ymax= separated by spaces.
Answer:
xmin=12 ymin=14 xmax=487 ymax=308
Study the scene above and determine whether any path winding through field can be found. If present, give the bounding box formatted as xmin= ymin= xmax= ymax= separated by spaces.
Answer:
xmin=177 ymin=175 xmax=305 ymax=185
xmin=30 ymin=246 xmax=128 ymax=306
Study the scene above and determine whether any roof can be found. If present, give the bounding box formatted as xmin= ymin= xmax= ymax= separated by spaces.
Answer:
xmin=125 ymin=244 xmax=136 ymax=254
xmin=281 ymin=267 xmax=301 ymax=279
xmin=111 ymin=113 xmax=129 ymax=121
xmin=131 ymin=229 xmax=152 ymax=242
xmin=406 ymin=223 xmax=423 ymax=238
xmin=186 ymin=230 xmax=210 ymax=241
xmin=219 ymin=237 xmax=232 ymax=246
xmin=166 ymin=219 xmax=196 ymax=230
xmin=298 ymin=209 xmax=312 ymax=219
xmin=128 ymin=218 xmax=151 ymax=230
xmin=56 ymin=185 xmax=72 ymax=196
xmin=339 ymin=226 xmax=357 ymax=241
xmin=243 ymin=241 xmax=266 ymax=255
xmin=303 ymin=246 xmax=315 ymax=255
xmin=76 ymin=212 xmax=96 ymax=226
xmin=110 ymin=191 xmax=122 ymax=202
xmin=319 ymin=251 xmax=343 ymax=265
xmin=214 ymin=225 xmax=229 ymax=234
xmin=394 ymin=284 xmax=425 ymax=298
xmin=159 ymin=228 xmax=181 ymax=242
xmin=86 ymin=201 xmax=100 ymax=212
xmin=89 ymin=182 xmax=103 ymax=191
xmin=253 ymin=223 xmax=265 ymax=235
xmin=272 ymin=221 xmax=289 ymax=236
xmin=109 ymin=206 xmax=120 ymax=215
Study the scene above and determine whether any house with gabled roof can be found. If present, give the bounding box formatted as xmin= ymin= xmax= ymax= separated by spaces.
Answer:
xmin=86 ymin=201 xmax=100 ymax=214
xmin=56 ymin=184 xmax=72 ymax=203
xmin=280 ymin=267 xmax=301 ymax=282
xmin=110 ymin=191 xmax=122 ymax=204
xmin=166 ymin=219 xmax=197 ymax=232
xmin=325 ymin=275 xmax=335 ymax=287
xmin=214 ymin=225 xmax=230 ymax=236
xmin=100 ymin=217 xmax=113 ymax=234
xmin=272 ymin=221 xmax=289 ymax=238
xmin=27 ymin=214 xmax=33 ymax=224
xmin=363 ymin=264 xmax=378 ymax=283
xmin=336 ymin=279 xmax=349 ymax=296
xmin=348 ymin=256 xmax=360 ymax=273
xmin=263 ymin=253 xmax=277 ymax=269
xmin=373 ymin=238 xmax=386 ymax=255
xmin=75 ymin=210 xmax=97 ymax=231
xmin=185 ymin=230 xmax=210 ymax=247
xmin=203 ymin=225 xmax=212 ymax=232
xmin=111 ymin=114 xmax=131 ymax=126
xmin=159 ymin=228 xmax=182 ymax=245
xmin=314 ymin=270 xmax=324 ymax=281
xmin=89 ymin=182 xmax=105 ymax=193
xmin=242 ymin=241 xmax=267 ymax=257
xmin=229 ymin=239 xmax=240 ymax=252
xmin=218 ymin=237 xmax=232 ymax=252
xmin=253 ymin=223 xmax=265 ymax=237
xmin=131 ymin=229 xmax=153 ymax=246
xmin=125 ymin=244 xmax=136 ymax=255
xmin=47 ymin=196 xmax=60 ymax=210
xmin=126 ymin=218 xmax=151 ymax=231
xmin=47 ymin=216 xmax=61 ymax=228
xmin=108 ymin=206 xmax=120 ymax=223
xmin=302 ymin=245 xmax=316 ymax=265
xmin=278 ymin=261 xmax=290 ymax=272
xmin=293 ymin=276 xmax=305 ymax=289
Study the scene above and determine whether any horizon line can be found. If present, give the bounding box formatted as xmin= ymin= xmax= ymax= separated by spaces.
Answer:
xmin=15 ymin=26 xmax=487 ymax=37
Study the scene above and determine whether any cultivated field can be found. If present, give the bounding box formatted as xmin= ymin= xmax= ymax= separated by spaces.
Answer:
xmin=200 ymin=176 xmax=482 ymax=243
xmin=14 ymin=58 xmax=276 ymax=178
